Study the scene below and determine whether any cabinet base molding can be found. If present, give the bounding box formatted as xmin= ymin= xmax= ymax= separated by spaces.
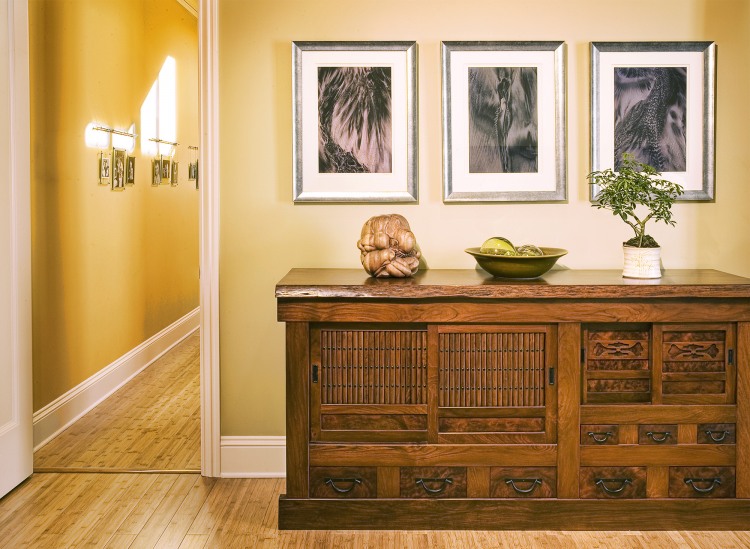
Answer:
xmin=279 ymin=497 xmax=750 ymax=530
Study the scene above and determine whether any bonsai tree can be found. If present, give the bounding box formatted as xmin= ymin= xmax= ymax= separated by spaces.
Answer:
xmin=587 ymin=154 xmax=684 ymax=248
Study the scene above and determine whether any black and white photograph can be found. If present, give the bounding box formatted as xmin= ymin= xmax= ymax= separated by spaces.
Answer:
xmin=171 ymin=161 xmax=179 ymax=186
xmin=152 ymin=159 xmax=161 ymax=186
xmin=125 ymin=156 xmax=135 ymax=185
xmin=98 ymin=152 xmax=110 ymax=185
xmin=112 ymin=148 xmax=126 ymax=190
xmin=292 ymin=41 xmax=417 ymax=202
xmin=468 ymin=67 xmax=538 ymax=174
xmin=318 ymin=66 xmax=392 ymax=174
xmin=591 ymin=42 xmax=716 ymax=201
xmin=442 ymin=41 xmax=566 ymax=202
xmin=161 ymin=157 xmax=171 ymax=181
xmin=613 ymin=67 xmax=686 ymax=172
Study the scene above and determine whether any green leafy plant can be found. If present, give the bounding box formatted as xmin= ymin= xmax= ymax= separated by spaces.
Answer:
xmin=587 ymin=154 xmax=684 ymax=248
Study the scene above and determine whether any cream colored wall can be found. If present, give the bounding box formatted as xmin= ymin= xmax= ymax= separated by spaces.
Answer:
xmin=218 ymin=0 xmax=750 ymax=435
xmin=29 ymin=0 xmax=199 ymax=411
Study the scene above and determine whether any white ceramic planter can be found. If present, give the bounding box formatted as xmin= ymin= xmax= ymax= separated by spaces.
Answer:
xmin=622 ymin=245 xmax=662 ymax=279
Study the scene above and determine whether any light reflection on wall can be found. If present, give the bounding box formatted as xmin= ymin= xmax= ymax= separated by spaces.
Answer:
xmin=141 ymin=56 xmax=177 ymax=156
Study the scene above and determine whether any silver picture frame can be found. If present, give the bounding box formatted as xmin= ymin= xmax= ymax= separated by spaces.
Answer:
xmin=442 ymin=41 xmax=567 ymax=203
xmin=591 ymin=41 xmax=716 ymax=202
xmin=292 ymin=41 xmax=418 ymax=203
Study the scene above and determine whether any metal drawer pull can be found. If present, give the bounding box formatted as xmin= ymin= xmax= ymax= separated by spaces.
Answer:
xmin=705 ymin=430 xmax=730 ymax=443
xmin=505 ymin=478 xmax=542 ymax=494
xmin=646 ymin=431 xmax=672 ymax=443
xmin=684 ymin=477 xmax=721 ymax=494
xmin=587 ymin=431 xmax=614 ymax=444
xmin=595 ymin=478 xmax=632 ymax=494
xmin=324 ymin=477 xmax=362 ymax=494
xmin=416 ymin=477 xmax=453 ymax=494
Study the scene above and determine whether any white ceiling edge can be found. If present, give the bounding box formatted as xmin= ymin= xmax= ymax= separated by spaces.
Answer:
xmin=176 ymin=0 xmax=198 ymax=18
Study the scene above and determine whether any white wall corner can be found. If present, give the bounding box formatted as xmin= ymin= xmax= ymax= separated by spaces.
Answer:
xmin=220 ymin=436 xmax=286 ymax=478
xmin=32 ymin=307 xmax=200 ymax=451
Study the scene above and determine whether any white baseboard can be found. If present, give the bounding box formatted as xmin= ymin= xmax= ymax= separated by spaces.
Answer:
xmin=220 ymin=436 xmax=286 ymax=478
xmin=32 ymin=307 xmax=200 ymax=451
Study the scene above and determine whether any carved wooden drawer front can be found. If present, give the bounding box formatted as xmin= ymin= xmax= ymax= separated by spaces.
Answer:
xmin=310 ymin=327 xmax=429 ymax=443
xmin=581 ymin=424 xmax=619 ymax=445
xmin=437 ymin=325 xmax=557 ymax=444
xmin=580 ymin=467 xmax=647 ymax=499
xmin=310 ymin=467 xmax=377 ymax=499
xmin=489 ymin=467 xmax=557 ymax=498
xmin=638 ymin=424 xmax=677 ymax=445
xmin=583 ymin=326 xmax=651 ymax=404
xmin=668 ymin=467 xmax=736 ymax=498
xmin=658 ymin=324 xmax=735 ymax=405
xmin=698 ymin=423 xmax=736 ymax=445
xmin=400 ymin=467 xmax=467 ymax=498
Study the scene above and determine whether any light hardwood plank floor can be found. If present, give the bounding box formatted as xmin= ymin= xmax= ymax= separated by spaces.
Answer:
xmin=34 ymin=332 xmax=201 ymax=472
xmin=1 ymin=476 xmax=749 ymax=548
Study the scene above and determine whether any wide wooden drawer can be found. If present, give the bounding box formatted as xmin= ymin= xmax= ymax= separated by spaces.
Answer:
xmin=310 ymin=466 xmax=377 ymax=498
xmin=580 ymin=466 xmax=647 ymax=499
xmin=489 ymin=467 xmax=556 ymax=498
xmin=400 ymin=466 xmax=467 ymax=498
xmin=669 ymin=466 xmax=735 ymax=498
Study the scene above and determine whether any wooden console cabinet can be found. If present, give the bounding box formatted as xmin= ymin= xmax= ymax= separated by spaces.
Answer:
xmin=276 ymin=269 xmax=750 ymax=530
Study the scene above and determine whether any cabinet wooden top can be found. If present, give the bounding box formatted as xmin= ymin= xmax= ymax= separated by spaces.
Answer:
xmin=276 ymin=268 xmax=750 ymax=300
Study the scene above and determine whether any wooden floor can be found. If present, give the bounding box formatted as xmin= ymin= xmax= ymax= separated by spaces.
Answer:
xmin=8 ymin=331 xmax=749 ymax=546
xmin=34 ymin=332 xmax=201 ymax=472
xmin=2 ymin=475 xmax=750 ymax=548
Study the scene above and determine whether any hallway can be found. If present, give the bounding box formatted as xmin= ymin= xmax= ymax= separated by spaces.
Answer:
xmin=34 ymin=332 xmax=200 ymax=472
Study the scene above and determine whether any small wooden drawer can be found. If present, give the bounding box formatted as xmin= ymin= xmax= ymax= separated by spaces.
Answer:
xmin=698 ymin=423 xmax=736 ymax=445
xmin=580 ymin=466 xmax=646 ymax=499
xmin=400 ymin=466 xmax=467 ymax=498
xmin=310 ymin=467 xmax=377 ymax=499
xmin=669 ymin=467 xmax=735 ymax=498
xmin=490 ymin=467 xmax=556 ymax=498
xmin=638 ymin=424 xmax=677 ymax=445
xmin=581 ymin=425 xmax=619 ymax=445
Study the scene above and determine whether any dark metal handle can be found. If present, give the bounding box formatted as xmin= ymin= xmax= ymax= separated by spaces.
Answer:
xmin=416 ymin=477 xmax=453 ymax=494
xmin=705 ymin=430 xmax=730 ymax=443
xmin=646 ymin=431 xmax=672 ymax=443
xmin=324 ymin=477 xmax=361 ymax=494
xmin=595 ymin=478 xmax=632 ymax=494
xmin=684 ymin=477 xmax=721 ymax=494
xmin=587 ymin=431 xmax=614 ymax=444
xmin=505 ymin=478 xmax=542 ymax=494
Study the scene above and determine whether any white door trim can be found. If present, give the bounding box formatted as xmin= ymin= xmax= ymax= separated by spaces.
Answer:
xmin=199 ymin=0 xmax=221 ymax=477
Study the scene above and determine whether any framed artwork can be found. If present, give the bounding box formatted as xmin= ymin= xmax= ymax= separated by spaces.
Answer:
xmin=442 ymin=41 xmax=566 ymax=202
xmin=161 ymin=157 xmax=171 ymax=183
xmin=99 ymin=152 xmax=111 ymax=185
xmin=171 ymin=161 xmax=179 ymax=186
xmin=125 ymin=156 xmax=135 ymax=185
xmin=112 ymin=148 xmax=126 ymax=191
xmin=152 ymin=159 xmax=162 ymax=186
xmin=292 ymin=41 xmax=418 ymax=202
xmin=591 ymin=41 xmax=716 ymax=201
xmin=188 ymin=161 xmax=198 ymax=181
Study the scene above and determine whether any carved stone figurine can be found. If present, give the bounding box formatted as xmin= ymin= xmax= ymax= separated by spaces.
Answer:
xmin=357 ymin=214 xmax=421 ymax=277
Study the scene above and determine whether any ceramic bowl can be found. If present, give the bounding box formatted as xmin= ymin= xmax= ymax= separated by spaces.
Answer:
xmin=465 ymin=247 xmax=568 ymax=279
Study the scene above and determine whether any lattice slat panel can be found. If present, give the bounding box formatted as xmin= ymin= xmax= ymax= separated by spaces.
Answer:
xmin=438 ymin=332 xmax=546 ymax=407
xmin=320 ymin=329 xmax=427 ymax=405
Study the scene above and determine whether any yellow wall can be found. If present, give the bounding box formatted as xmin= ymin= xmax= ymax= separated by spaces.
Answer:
xmin=29 ymin=0 xmax=199 ymax=411
xmin=219 ymin=0 xmax=750 ymax=435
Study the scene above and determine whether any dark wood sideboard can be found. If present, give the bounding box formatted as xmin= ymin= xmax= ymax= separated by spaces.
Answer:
xmin=275 ymin=268 xmax=750 ymax=530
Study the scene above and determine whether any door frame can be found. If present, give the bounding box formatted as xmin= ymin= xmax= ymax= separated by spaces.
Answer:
xmin=198 ymin=0 xmax=221 ymax=477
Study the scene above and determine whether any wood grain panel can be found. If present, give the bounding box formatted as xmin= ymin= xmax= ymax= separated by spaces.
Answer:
xmin=557 ymin=323 xmax=580 ymax=498
xmin=580 ymin=445 xmax=735 ymax=466
xmin=286 ymin=322 xmax=309 ymax=498
xmin=321 ymin=414 xmax=427 ymax=431
xmin=438 ymin=417 xmax=544 ymax=433
xmin=377 ymin=467 xmax=400 ymax=498
xmin=737 ymin=322 xmax=750 ymax=498
xmin=309 ymin=444 xmax=558 ymax=467
xmin=668 ymin=467 xmax=735 ymax=498
xmin=467 ymin=467 xmax=490 ymax=498
xmin=647 ymin=466 xmax=669 ymax=498
xmin=678 ymin=423 xmax=698 ymax=445
xmin=581 ymin=405 xmax=736 ymax=424
xmin=620 ymin=425 xmax=639 ymax=445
